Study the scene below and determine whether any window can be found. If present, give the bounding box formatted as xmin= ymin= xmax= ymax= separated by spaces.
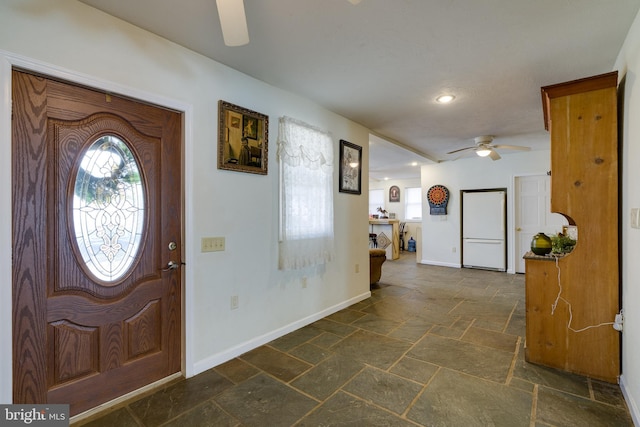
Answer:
xmin=369 ymin=189 xmax=384 ymax=216
xmin=405 ymin=187 xmax=422 ymax=220
xmin=73 ymin=135 xmax=145 ymax=282
xmin=277 ymin=117 xmax=334 ymax=270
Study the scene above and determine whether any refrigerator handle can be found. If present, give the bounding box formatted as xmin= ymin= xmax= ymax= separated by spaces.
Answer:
xmin=501 ymin=196 xmax=505 ymax=233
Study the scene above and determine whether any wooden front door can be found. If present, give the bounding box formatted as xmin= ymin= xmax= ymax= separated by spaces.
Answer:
xmin=12 ymin=70 xmax=182 ymax=416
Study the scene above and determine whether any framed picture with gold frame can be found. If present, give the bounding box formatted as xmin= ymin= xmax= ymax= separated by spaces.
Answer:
xmin=218 ymin=100 xmax=269 ymax=175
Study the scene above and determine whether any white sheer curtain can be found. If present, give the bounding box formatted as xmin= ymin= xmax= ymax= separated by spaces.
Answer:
xmin=277 ymin=116 xmax=334 ymax=270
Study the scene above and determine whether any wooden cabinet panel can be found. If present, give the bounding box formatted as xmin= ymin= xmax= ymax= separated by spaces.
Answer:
xmin=525 ymin=72 xmax=620 ymax=383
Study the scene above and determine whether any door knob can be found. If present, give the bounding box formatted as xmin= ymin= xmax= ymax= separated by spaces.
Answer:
xmin=516 ymin=227 xmax=522 ymax=231
xmin=162 ymin=261 xmax=180 ymax=271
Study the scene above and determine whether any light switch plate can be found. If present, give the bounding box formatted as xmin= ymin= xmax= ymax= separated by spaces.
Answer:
xmin=202 ymin=237 xmax=225 ymax=252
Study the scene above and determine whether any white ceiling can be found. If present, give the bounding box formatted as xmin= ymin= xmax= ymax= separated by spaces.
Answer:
xmin=80 ymin=0 xmax=640 ymax=180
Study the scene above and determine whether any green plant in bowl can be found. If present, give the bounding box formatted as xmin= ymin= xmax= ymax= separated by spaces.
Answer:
xmin=551 ymin=233 xmax=576 ymax=254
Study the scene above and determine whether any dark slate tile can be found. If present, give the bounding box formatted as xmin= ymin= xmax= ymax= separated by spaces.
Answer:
xmin=348 ymin=298 xmax=374 ymax=311
xmin=509 ymin=377 xmax=535 ymax=393
xmin=288 ymin=342 xmax=332 ymax=365
xmin=372 ymin=283 xmax=412 ymax=298
xmin=128 ymin=369 xmax=233 ymax=427
xmin=351 ymin=312 xmax=402 ymax=335
xmin=343 ymin=367 xmax=424 ymax=414
xmin=331 ymin=330 xmax=412 ymax=370
xmin=408 ymin=334 xmax=514 ymax=382
xmin=296 ymin=391 xmax=417 ymax=427
xmin=214 ymin=358 xmax=259 ymax=384
xmin=390 ymin=356 xmax=439 ymax=384
xmin=162 ymin=400 xmax=240 ymax=427
xmin=81 ymin=407 xmax=138 ymax=427
xmin=591 ymin=379 xmax=629 ymax=409
xmin=430 ymin=324 xmax=466 ymax=339
xmin=505 ymin=310 xmax=526 ymax=337
xmin=214 ymin=373 xmax=318 ymax=427
xmin=311 ymin=318 xmax=357 ymax=336
xmin=290 ymin=353 xmax=364 ymax=400
xmin=268 ymin=325 xmax=324 ymax=351
xmin=462 ymin=326 xmax=519 ymax=353
xmin=450 ymin=299 xmax=516 ymax=331
xmin=387 ymin=318 xmax=433 ymax=342
xmin=536 ymin=386 xmax=634 ymax=427
xmin=309 ymin=331 xmax=343 ymax=349
xmin=239 ymin=345 xmax=311 ymax=382
xmin=407 ymin=368 xmax=532 ymax=427
xmin=325 ymin=308 xmax=367 ymax=324
xmin=365 ymin=297 xmax=457 ymax=326
xmin=512 ymin=357 xmax=590 ymax=398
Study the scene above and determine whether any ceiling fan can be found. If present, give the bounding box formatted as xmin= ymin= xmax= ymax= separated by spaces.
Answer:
xmin=446 ymin=136 xmax=530 ymax=161
xmin=216 ymin=0 xmax=362 ymax=47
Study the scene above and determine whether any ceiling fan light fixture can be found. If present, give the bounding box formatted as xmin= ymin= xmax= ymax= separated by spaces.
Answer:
xmin=436 ymin=94 xmax=455 ymax=104
xmin=216 ymin=0 xmax=250 ymax=46
xmin=476 ymin=148 xmax=492 ymax=157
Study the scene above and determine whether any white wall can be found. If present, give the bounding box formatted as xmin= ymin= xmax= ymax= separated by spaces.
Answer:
xmin=614 ymin=8 xmax=640 ymax=424
xmin=369 ymin=178 xmax=422 ymax=248
xmin=0 ymin=0 xmax=370 ymax=404
xmin=419 ymin=148 xmax=551 ymax=273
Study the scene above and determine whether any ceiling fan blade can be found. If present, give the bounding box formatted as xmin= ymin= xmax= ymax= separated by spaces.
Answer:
xmin=488 ymin=150 xmax=501 ymax=161
xmin=216 ymin=0 xmax=249 ymax=46
xmin=446 ymin=146 xmax=476 ymax=155
xmin=492 ymin=144 xmax=530 ymax=151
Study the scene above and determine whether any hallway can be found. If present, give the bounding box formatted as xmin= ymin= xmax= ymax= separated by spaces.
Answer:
xmin=79 ymin=254 xmax=633 ymax=426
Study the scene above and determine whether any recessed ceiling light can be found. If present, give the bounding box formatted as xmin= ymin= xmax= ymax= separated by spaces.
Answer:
xmin=411 ymin=162 xmax=418 ymax=166
xmin=436 ymin=94 xmax=455 ymax=104
xmin=384 ymin=177 xmax=390 ymax=181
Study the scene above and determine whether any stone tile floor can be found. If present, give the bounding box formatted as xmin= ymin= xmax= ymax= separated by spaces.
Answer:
xmin=78 ymin=253 xmax=633 ymax=426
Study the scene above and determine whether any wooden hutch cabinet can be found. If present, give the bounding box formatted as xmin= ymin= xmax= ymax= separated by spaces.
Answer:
xmin=524 ymin=72 xmax=620 ymax=383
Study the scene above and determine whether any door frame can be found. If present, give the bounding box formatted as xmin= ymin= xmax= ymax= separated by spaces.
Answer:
xmin=0 ymin=51 xmax=195 ymax=405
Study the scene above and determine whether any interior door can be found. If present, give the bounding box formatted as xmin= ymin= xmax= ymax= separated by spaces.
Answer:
xmin=515 ymin=175 xmax=567 ymax=273
xmin=12 ymin=70 xmax=182 ymax=416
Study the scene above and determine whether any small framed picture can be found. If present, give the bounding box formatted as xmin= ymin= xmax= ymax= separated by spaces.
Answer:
xmin=389 ymin=185 xmax=400 ymax=202
xmin=339 ymin=139 xmax=362 ymax=195
xmin=218 ymin=100 xmax=269 ymax=175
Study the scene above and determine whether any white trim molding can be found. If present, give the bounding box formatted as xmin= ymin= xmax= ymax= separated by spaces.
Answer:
xmin=192 ymin=291 xmax=371 ymax=375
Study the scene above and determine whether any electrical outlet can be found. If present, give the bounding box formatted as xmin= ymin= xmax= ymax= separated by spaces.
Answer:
xmin=301 ymin=277 xmax=307 ymax=288
xmin=202 ymin=237 xmax=225 ymax=252
xmin=613 ymin=310 xmax=624 ymax=331
xmin=230 ymin=295 xmax=239 ymax=310
xmin=355 ymin=264 xmax=359 ymax=273
xmin=452 ymin=247 xmax=456 ymax=253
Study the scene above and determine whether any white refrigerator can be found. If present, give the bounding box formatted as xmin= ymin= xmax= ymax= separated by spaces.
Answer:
xmin=462 ymin=190 xmax=506 ymax=271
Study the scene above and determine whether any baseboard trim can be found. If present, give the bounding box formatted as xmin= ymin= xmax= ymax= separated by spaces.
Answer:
xmin=192 ymin=291 xmax=372 ymax=376
xmin=620 ymin=374 xmax=640 ymax=426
